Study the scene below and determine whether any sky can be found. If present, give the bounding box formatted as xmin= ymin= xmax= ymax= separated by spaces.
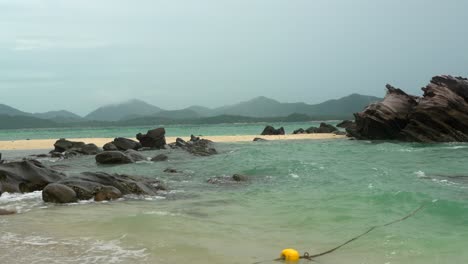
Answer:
xmin=1 ymin=0 xmax=467 ymax=116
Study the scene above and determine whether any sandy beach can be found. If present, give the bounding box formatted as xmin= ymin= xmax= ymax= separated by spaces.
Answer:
xmin=0 ymin=134 xmax=345 ymax=151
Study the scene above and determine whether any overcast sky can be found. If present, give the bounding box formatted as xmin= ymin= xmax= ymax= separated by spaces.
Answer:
xmin=1 ymin=0 xmax=467 ymax=115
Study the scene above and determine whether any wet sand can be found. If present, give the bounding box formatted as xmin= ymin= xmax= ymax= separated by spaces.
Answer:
xmin=0 ymin=134 xmax=345 ymax=150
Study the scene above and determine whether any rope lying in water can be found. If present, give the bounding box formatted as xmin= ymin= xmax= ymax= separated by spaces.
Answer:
xmin=255 ymin=203 xmax=427 ymax=263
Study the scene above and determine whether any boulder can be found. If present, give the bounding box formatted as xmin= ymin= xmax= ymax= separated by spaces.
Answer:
xmin=0 ymin=160 xmax=65 ymax=194
xmin=348 ymin=75 xmax=468 ymax=142
xmin=124 ymin=149 xmax=146 ymax=162
xmin=293 ymin=128 xmax=306 ymax=134
xmin=261 ymin=126 xmax=285 ymax=135
xmin=306 ymin=123 xmax=338 ymax=133
xmin=151 ymin=154 xmax=168 ymax=162
xmin=170 ymin=137 xmax=217 ymax=156
xmin=94 ymin=186 xmax=122 ymax=202
xmin=103 ymin=142 xmax=118 ymax=151
xmin=42 ymin=183 xmax=78 ymax=204
xmin=336 ymin=120 xmax=355 ymax=129
xmin=253 ymin=137 xmax=268 ymax=142
xmin=136 ymin=128 xmax=166 ymax=149
xmin=95 ymin=151 xmax=134 ymax=164
xmin=113 ymin=137 xmax=142 ymax=151
xmin=52 ymin=139 xmax=101 ymax=155
xmin=55 ymin=172 xmax=167 ymax=201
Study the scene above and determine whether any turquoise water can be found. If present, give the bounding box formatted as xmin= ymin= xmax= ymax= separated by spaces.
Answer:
xmin=0 ymin=122 xmax=339 ymax=140
xmin=1 ymin=138 xmax=468 ymax=263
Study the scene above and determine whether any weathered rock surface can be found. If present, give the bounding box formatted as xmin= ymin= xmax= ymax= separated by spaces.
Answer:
xmin=95 ymin=151 xmax=134 ymax=164
xmin=348 ymin=75 xmax=468 ymax=142
xmin=0 ymin=160 xmax=65 ymax=194
xmin=42 ymin=183 xmax=78 ymax=203
xmin=261 ymin=126 xmax=285 ymax=135
xmin=136 ymin=128 xmax=166 ymax=149
xmin=170 ymin=137 xmax=217 ymax=156
xmin=55 ymin=172 xmax=166 ymax=201
xmin=113 ymin=137 xmax=142 ymax=151
xmin=52 ymin=139 xmax=101 ymax=155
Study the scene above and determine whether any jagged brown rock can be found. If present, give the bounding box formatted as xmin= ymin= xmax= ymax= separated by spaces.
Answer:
xmin=348 ymin=75 xmax=468 ymax=142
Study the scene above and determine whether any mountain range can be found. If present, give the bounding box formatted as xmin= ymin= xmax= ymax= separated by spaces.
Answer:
xmin=0 ymin=94 xmax=381 ymax=129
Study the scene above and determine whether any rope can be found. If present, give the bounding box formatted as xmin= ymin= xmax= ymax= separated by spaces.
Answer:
xmin=253 ymin=203 xmax=427 ymax=263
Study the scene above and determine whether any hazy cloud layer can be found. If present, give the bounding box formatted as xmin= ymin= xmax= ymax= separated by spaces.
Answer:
xmin=1 ymin=0 xmax=467 ymax=115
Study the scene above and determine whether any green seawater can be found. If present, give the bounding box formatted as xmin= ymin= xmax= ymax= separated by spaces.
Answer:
xmin=1 ymin=134 xmax=468 ymax=263
xmin=0 ymin=122 xmax=336 ymax=140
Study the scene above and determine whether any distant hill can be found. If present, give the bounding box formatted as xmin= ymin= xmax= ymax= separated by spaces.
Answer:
xmin=0 ymin=115 xmax=59 ymax=129
xmin=185 ymin=105 xmax=213 ymax=117
xmin=0 ymin=104 xmax=30 ymax=116
xmin=85 ymin=99 xmax=163 ymax=121
xmin=206 ymin=94 xmax=382 ymax=118
xmin=154 ymin=109 xmax=201 ymax=119
xmin=33 ymin=110 xmax=83 ymax=123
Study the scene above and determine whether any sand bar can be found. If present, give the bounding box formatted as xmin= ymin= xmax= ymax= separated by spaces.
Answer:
xmin=0 ymin=134 xmax=345 ymax=151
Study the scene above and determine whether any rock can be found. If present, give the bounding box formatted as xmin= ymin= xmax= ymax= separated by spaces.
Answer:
xmin=232 ymin=174 xmax=249 ymax=182
xmin=42 ymin=183 xmax=78 ymax=204
xmin=55 ymin=172 xmax=167 ymax=201
xmin=336 ymin=120 xmax=355 ymax=129
xmin=306 ymin=123 xmax=338 ymax=133
xmin=103 ymin=142 xmax=118 ymax=151
xmin=207 ymin=174 xmax=249 ymax=184
xmin=124 ymin=149 xmax=146 ymax=162
xmin=113 ymin=137 xmax=142 ymax=151
xmin=151 ymin=154 xmax=168 ymax=162
xmin=94 ymin=186 xmax=122 ymax=202
xmin=50 ymin=152 xmax=64 ymax=158
xmin=0 ymin=153 xmax=3 ymax=164
xmin=261 ymin=126 xmax=285 ymax=135
xmin=0 ymin=160 xmax=65 ymax=194
xmin=0 ymin=208 xmax=16 ymax=215
xmin=293 ymin=128 xmax=306 ymax=134
xmin=95 ymin=151 xmax=134 ymax=164
xmin=253 ymin=137 xmax=268 ymax=142
xmin=164 ymin=168 xmax=178 ymax=173
xmin=136 ymin=128 xmax=166 ymax=149
xmin=347 ymin=75 xmax=468 ymax=142
xmin=170 ymin=137 xmax=217 ymax=156
xmin=52 ymin=139 xmax=101 ymax=155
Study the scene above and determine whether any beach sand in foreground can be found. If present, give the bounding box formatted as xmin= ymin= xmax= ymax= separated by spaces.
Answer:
xmin=0 ymin=134 xmax=345 ymax=151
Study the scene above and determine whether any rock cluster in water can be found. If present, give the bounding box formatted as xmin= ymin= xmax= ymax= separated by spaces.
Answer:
xmin=293 ymin=123 xmax=339 ymax=134
xmin=347 ymin=75 xmax=468 ymax=142
xmin=0 ymin=159 xmax=166 ymax=204
xmin=169 ymin=135 xmax=217 ymax=156
xmin=261 ymin=126 xmax=285 ymax=135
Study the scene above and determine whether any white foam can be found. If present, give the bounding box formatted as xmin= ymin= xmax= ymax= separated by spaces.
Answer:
xmin=0 ymin=232 xmax=148 ymax=263
xmin=142 ymin=210 xmax=180 ymax=217
xmin=414 ymin=171 xmax=426 ymax=178
xmin=289 ymin=173 xmax=300 ymax=179
xmin=0 ymin=191 xmax=43 ymax=213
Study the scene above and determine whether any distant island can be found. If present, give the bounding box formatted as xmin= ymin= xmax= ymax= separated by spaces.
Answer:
xmin=0 ymin=94 xmax=381 ymax=129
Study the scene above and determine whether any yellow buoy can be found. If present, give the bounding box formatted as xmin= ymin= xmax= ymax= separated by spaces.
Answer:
xmin=280 ymin=248 xmax=300 ymax=261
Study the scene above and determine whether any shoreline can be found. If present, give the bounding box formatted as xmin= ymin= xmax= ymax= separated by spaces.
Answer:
xmin=0 ymin=134 xmax=345 ymax=151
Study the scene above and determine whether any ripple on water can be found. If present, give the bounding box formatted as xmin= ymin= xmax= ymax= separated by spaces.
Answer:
xmin=0 ymin=232 xmax=148 ymax=264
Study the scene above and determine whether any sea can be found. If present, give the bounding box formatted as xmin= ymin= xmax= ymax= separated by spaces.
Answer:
xmin=1 ymin=122 xmax=467 ymax=264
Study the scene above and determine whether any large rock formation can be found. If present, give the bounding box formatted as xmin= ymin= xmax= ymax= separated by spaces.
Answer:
xmin=0 ymin=160 xmax=65 ymax=194
xmin=348 ymin=75 xmax=468 ymax=142
xmin=170 ymin=136 xmax=217 ymax=156
xmin=261 ymin=126 xmax=285 ymax=135
xmin=52 ymin=139 xmax=101 ymax=155
xmin=112 ymin=137 xmax=142 ymax=151
xmin=136 ymin=128 xmax=166 ymax=149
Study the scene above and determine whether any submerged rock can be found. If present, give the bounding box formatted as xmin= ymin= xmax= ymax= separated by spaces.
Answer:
xmin=0 ymin=208 xmax=16 ymax=215
xmin=207 ymin=174 xmax=249 ymax=185
xmin=0 ymin=159 xmax=65 ymax=194
xmin=253 ymin=137 xmax=268 ymax=142
xmin=136 ymin=128 xmax=166 ymax=149
xmin=261 ymin=126 xmax=285 ymax=135
xmin=164 ymin=168 xmax=178 ymax=173
xmin=151 ymin=154 xmax=168 ymax=162
xmin=349 ymin=75 xmax=468 ymax=142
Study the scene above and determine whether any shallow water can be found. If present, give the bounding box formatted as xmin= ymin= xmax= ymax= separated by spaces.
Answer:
xmin=1 ymin=139 xmax=468 ymax=264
